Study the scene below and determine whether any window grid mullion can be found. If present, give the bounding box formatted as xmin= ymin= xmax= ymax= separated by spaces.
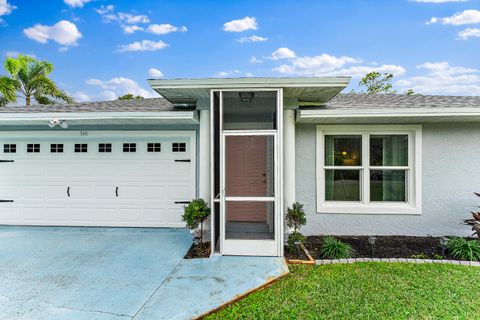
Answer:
xmin=363 ymin=132 xmax=369 ymax=205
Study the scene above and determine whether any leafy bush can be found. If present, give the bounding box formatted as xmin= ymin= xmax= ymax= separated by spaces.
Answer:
xmin=411 ymin=253 xmax=428 ymax=259
xmin=285 ymin=202 xmax=307 ymax=252
xmin=287 ymin=231 xmax=306 ymax=253
xmin=446 ymin=237 xmax=480 ymax=261
xmin=320 ymin=236 xmax=355 ymax=259
xmin=181 ymin=199 xmax=211 ymax=245
xmin=464 ymin=192 xmax=480 ymax=238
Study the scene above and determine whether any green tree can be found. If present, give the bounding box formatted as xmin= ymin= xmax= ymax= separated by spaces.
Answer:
xmin=117 ymin=93 xmax=144 ymax=100
xmin=181 ymin=199 xmax=211 ymax=245
xmin=359 ymin=71 xmax=397 ymax=94
xmin=0 ymin=54 xmax=74 ymax=107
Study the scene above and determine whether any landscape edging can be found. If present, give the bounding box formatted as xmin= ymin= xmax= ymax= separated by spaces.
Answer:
xmin=315 ymin=258 xmax=480 ymax=266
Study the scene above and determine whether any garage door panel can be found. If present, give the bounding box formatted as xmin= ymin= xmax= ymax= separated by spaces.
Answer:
xmin=0 ymin=131 xmax=196 ymax=227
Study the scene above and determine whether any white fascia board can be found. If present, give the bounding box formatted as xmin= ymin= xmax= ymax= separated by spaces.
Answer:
xmin=0 ymin=111 xmax=198 ymax=125
xmin=148 ymin=77 xmax=351 ymax=89
xmin=297 ymin=108 xmax=480 ymax=122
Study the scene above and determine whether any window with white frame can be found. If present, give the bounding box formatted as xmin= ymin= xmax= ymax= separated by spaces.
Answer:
xmin=317 ymin=125 xmax=422 ymax=214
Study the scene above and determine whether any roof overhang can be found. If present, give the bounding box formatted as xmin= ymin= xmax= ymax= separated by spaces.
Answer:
xmin=0 ymin=111 xmax=198 ymax=126
xmin=148 ymin=77 xmax=351 ymax=106
xmin=297 ymin=108 xmax=480 ymax=123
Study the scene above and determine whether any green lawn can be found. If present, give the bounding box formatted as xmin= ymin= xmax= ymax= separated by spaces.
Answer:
xmin=205 ymin=263 xmax=480 ymax=320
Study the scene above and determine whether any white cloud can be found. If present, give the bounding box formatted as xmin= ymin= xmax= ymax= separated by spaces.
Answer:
xmin=86 ymin=77 xmax=157 ymax=99
xmin=5 ymin=51 xmax=36 ymax=58
xmin=58 ymin=46 xmax=69 ymax=52
xmin=411 ymin=0 xmax=467 ymax=2
xmin=147 ymin=24 xmax=187 ymax=35
xmin=0 ymin=0 xmax=15 ymax=17
xmin=24 ymin=20 xmax=82 ymax=46
xmin=270 ymin=47 xmax=296 ymax=60
xmin=64 ymin=0 xmax=93 ymax=8
xmin=271 ymin=52 xmax=405 ymax=78
xmin=273 ymin=53 xmax=359 ymax=74
xmin=397 ymin=61 xmax=480 ymax=95
xmin=214 ymin=70 xmax=253 ymax=78
xmin=250 ymin=56 xmax=263 ymax=63
xmin=117 ymin=40 xmax=168 ymax=52
xmin=417 ymin=61 xmax=477 ymax=75
xmin=148 ymin=68 xmax=163 ymax=77
xmin=427 ymin=9 xmax=480 ymax=25
xmin=96 ymin=5 xmax=149 ymax=24
xmin=117 ymin=12 xmax=149 ymax=24
xmin=237 ymin=35 xmax=268 ymax=43
xmin=458 ymin=27 xmax=480 ymax=39
xmin=223 ymin=16 xmax=257 ymax=32
xmin=122 ymin=25 xmax=143 ymax=34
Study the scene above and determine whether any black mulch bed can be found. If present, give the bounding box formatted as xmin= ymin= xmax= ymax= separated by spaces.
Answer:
xmin=185 ymin=242 xmax=211 ymax=259
xmin=285 ymin=235 xmax=476 ymax=261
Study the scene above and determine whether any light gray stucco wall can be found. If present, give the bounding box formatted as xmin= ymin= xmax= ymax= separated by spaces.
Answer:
xmin=296 ymin=123 xmax=480 ymax=237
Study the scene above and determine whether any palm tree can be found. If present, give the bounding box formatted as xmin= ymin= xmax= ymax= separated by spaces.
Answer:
xmin=0 ymin=54 xmax=74 ymax=107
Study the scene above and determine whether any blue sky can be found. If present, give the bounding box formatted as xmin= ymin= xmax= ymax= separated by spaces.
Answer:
xmin=1 ymin=0 xmax=480 ymax=102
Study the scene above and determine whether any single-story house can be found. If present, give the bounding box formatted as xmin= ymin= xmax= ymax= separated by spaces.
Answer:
xmin=1 ymin=77 xmax=480 ymax=257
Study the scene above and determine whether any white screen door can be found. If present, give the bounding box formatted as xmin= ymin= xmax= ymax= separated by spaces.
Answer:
xmin=218 ymin=89 xmax=282 ymax=256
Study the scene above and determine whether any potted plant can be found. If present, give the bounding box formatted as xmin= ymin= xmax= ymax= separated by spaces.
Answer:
xmin=182 ymin=199 xmax=211 ymax=246
xmin=285 ymin=202 xmax=307 ymax=253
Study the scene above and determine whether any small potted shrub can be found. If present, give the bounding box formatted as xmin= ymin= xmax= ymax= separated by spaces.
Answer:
xmin=285 ymin=202 xmax=307 ymax=253
xmin=181 ymin=199 xmax=211 ymax=246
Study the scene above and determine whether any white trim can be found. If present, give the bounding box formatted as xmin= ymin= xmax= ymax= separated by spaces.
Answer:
xmin=214 ymin=88 xmax=283 ymax=256
xmin=316 ymin=125 xmax=422 ymax=215
xmin=0 ymin=112 xmax=198 ymax=125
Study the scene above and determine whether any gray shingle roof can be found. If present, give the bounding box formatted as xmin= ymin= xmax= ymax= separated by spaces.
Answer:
xmin=323 ymin=93 xmax=480 ymax=110
xmin=0 ymin=98 xmax=194 ymax=113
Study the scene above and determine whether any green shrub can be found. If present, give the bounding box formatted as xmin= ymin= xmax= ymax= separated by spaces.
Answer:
xmin=181 ymin=199 xmax=211 ymax=245
xmin=433 ymin=254 xmax=444 ymax=260
xmin=411 ymin=253 xmax=428 ymax=259
xmin=287 ymin=231 xmax=306 ymax=253
xmin=320 ymin=236 xmax=355 ymax=259
xmin=446 ymin=237 xmax=480 ymax=261
xmin=285 ymin=202 xmax=307 ymax=251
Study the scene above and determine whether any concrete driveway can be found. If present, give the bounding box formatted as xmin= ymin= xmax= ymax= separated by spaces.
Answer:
xmin=0 ymin=226 xmax=192 ymax=320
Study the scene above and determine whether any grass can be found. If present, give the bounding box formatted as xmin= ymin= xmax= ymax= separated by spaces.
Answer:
xmin=205 ymin=263 xmax=480 ymax=320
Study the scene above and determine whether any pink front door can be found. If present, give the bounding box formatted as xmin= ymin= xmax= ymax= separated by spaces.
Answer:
xmin=226 ymin=136 xmax=269 ymax=222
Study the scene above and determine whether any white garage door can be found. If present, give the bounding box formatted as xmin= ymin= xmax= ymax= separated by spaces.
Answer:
xmin=0 ymin=131 xmax=196 ymax=227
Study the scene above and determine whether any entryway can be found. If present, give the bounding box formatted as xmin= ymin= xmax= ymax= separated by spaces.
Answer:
xmin=211 ymin=89 xmax=283 ymax=256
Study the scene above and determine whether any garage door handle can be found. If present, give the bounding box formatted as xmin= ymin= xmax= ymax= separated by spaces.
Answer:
xmin=0 ymin=200 xmax=14 ymax=203
xmin=0 ymin=160 xmax=14 ymax=163
xmin=175 ymin=201 xmax=190 ymax=204
xmin=67 ymin=187 xmax=70 ymax=197
xmin=116 ymin=187 xmax=119 ymax=197
xmin=175 ymin=159 xmax=191 ymax=162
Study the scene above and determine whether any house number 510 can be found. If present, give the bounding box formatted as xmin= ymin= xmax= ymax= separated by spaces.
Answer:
xmin=80 ymin=131 xmax=88 ymax=136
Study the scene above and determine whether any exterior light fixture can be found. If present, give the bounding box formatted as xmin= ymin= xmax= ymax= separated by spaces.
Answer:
xmin=368 ymin=236 xmax=377 ymax=257
xmin=48 ymin=119 xmax=69 ymax=129
xmin=439 ymin=237 xmax=449 ymax=257
xmin=239 ymin=92 xmax=254 ymax=102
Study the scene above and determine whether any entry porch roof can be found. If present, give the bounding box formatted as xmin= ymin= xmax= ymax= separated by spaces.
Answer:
xmin=147 ymin=77 xmax=351 ymax=105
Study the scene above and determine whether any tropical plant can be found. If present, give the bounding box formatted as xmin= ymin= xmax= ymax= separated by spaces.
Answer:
xmin=446 ymin=237 xmax=480 ymax=261
xmin=117 ymin=93 xmax=144 ymax=100
xmin=320 ymin=236 xmax=355 ymax=259
xmin=0 ymin=54 xmax=74 ymax=107
xmin=181 ymin=199 xmax=211 ymax=245
xmin=286 ymin=202 xmax=307 ymax=253
xmin=464 ymin=192 xmax=480 ymax=238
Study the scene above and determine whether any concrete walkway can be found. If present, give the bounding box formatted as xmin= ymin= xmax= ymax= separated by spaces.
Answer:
xmin=135 ymin=256 xmax=288 ymax=320
xmin=0 ymin=227 xmax=288 ymax=320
